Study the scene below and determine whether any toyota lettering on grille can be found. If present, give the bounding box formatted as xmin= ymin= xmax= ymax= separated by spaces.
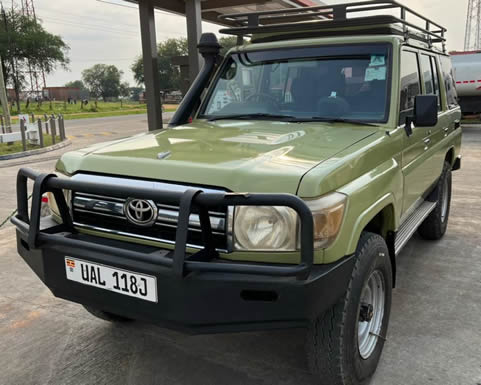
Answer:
xmin=124 ymin=198 xmax=158 ymax=227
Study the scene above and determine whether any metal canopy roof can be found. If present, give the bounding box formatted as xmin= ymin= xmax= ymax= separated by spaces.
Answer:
xmin=125 ymin=0 xmax=323 ymax=26
xmin=126 ymin=0 xmax=324 ymax=132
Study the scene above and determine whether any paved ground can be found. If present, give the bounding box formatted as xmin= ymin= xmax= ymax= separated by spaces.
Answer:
xmin=0 ymin=123 xmax=480 ymax=385
xmin=0 ymin=113 xmax=173 ymax=225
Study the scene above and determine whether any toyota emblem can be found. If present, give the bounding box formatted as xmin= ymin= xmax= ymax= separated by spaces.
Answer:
xmin=124 ymin=198 xmax=158 ymax=227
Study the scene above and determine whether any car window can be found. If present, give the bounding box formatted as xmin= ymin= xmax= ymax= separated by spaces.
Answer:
xmin=420 ymin=55 xmax=435 ymax=94
xmin=200 ymin=44 xmax=392 ymax=123
xmin=439 ymin=55 xmax=459 ymax=110
xmin=420 ymin=54 xmax=441 ymax=111
xmin=430 ymin=56 xmax=442 ymax=110
xmin=267 ymin=62 xmax=290 ymax=102
xmin=399 ymin=51 xmax=421 ymax=125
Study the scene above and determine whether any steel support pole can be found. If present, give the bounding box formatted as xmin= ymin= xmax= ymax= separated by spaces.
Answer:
xmin=59 ymin=115 xmax=65 ymax=140
xmin=0 ymin=54 xmax=12 ymax=133
xmin=20 ymin=119 xmax=27 ymax=152
xmin=50 ymin=118 xmax=56 ymax=145
xmin=37 ymin=119 xmax=44 ymax=148
xmin=185 ymin=0 xmax=203 ymax=85
xmin=139 ymin=0 xmax=163 ymax=131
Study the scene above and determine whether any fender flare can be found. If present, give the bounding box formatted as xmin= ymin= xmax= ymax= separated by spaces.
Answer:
xmin=346 ymin=193 xmax=397 ymax=255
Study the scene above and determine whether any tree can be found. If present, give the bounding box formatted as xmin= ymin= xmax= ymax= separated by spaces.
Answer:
xmin=131 ymin=38 xmax=188 ymax=90
xmin=65 ymin=80 xmax=86 ymax=90
xmin=0 ymin=7 xmax=69 ymax=112
xmin=219 ymin=36 xmax=244 ymax=56
xmin=119 ymin=82 xmax=130 ymax=98
xmin=82 ymin=64 xmax=123 ymax=101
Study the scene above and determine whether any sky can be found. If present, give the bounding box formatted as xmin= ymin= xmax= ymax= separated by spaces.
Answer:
xmin=29 ymin=0 xmax=470 ymax=87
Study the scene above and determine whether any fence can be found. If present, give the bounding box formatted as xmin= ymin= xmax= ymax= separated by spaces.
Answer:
xmin=0 ymin=114 xmax=66 ymax=151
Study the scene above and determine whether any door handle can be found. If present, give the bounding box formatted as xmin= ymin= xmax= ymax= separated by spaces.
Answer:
xmin=423 ymin=138 xmax=431 ymax=150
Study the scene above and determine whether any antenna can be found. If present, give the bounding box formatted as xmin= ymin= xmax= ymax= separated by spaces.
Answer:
xmin=20 ymin=0 xmax=47 ymax=95
xmin=464 ymin=0 xmax=481 ymax=51
xmin=21 ymin=0 xmax=35 ymax=18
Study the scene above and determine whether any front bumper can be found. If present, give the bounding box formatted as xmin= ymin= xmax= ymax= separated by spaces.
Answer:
xmin=11 ymin=168 xmax=355 ymax=333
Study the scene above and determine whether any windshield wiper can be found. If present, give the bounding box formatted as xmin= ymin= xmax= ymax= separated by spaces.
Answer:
xmin=207 ymin=113 xmax=296 ymax=122
xmin=301 ymin=117 xmax=379 ymax=127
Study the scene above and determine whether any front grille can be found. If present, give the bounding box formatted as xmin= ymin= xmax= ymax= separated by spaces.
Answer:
xmin=70 ymin=176 xmax=230 ymax=251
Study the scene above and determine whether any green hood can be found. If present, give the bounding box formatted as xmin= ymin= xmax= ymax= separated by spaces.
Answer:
xmin=57 ymin=120 xmax=377 ymax=194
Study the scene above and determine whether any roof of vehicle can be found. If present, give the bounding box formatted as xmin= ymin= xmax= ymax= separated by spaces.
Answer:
xmin=219 ymin=0 xmax=447 ymax=53
xmin=232 ymin=34 xmax=400 ymax=54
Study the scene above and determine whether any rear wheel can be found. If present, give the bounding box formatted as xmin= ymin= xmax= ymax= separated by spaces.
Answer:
xmin=306 ymin=232 xmax=392 ymax=385
xmin=418 ymin=161 xmax=452 ymax=240
xmin=83 ymin=305 xmax=132 ymax=323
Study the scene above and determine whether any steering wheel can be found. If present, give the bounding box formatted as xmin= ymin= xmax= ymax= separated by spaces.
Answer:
xmin=317 ymin=96 xmax=351 ymax=117
xmin=245 ymin=93 xmax=281 ymax=111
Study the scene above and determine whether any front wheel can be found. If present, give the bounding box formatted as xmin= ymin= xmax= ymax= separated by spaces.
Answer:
xmin=306 ymin=232 xmax=393 ymax=385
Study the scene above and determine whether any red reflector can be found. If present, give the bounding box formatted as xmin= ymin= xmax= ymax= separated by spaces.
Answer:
xmin=188 ymin=117 xmax=193 ymax=123
xmin=41 ymin=196 xmax=48 ymax=203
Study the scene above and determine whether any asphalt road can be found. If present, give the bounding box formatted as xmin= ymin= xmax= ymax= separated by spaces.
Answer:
xmin=0 ymin=113 xmax=173 ymax=225
xmin=0 ymin=122 xmax=480 ymax=385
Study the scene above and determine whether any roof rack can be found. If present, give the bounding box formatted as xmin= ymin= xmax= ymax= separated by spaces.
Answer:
xmin=218 ymin=0 xmax=447 ymax=53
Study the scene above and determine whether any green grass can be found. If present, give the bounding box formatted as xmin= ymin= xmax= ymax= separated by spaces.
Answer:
xmin=1 ymin=101 xmax=178 ymax=122
xmin=61 ymin=109 xmax=148 ymax=121
xmin=0 ymin=135 xmax=62 ymax=156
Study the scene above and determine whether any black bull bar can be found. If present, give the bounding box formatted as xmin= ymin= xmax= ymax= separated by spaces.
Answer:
xmin=12 ymin=168 xmax=315 ymax=280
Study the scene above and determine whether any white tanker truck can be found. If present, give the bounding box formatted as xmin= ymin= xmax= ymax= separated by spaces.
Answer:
xmin=451 ymin=51 xmax=481 ymax=115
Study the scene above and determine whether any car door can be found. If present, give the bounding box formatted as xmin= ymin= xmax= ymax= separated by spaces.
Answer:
xmin=417 ymin=53 xmax=446 ymax=180
xmin=400 ymin=49 xmax=436 ymax=215
xmin=435 ymin=55 xmax=462 ymax=163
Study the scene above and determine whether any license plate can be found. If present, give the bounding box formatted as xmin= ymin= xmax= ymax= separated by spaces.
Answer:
xmin=64 ymin=257 xmax=158 ymax=303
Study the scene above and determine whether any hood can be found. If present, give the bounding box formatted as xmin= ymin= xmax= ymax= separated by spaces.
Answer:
xmin=57 ymin=120 xmax=377 ymax=194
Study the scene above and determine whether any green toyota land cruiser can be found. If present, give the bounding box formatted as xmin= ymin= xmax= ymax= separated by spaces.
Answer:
xmin=12 ymin=1 xmax=462 ymax=384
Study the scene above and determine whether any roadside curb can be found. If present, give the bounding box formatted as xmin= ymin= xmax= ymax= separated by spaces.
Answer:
xmin=0 ymin=140 xmax=72 ymax=162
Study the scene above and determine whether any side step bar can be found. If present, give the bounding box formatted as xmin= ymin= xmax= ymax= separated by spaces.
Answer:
xmin=395 ymin=200 xmax=437 ymax=255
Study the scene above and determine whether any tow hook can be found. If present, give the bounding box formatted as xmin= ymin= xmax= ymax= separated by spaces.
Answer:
xmin=359 ymin=302 xmax=374 ymax=322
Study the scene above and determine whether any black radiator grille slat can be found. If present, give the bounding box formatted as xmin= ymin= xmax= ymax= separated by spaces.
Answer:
xmin=72 ymin=192 xmax=229 ymax=251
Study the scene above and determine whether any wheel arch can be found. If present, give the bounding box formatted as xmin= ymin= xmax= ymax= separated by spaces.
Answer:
xmin=445 ymin=146 xmax=455 ymax=167
xmin=347 ymin=197 xmax=397 ymax=287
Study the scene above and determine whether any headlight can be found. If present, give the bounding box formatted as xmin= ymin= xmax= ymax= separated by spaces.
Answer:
xmin=305 ymin=192 xmax=347 ymax=249
xmin=232 ymin=192 xmax=347 ymax=252
xmin=233 ymin=206 xmax=298 ymax=251
xmin=47 ymin=173 xmax=72 ymax=219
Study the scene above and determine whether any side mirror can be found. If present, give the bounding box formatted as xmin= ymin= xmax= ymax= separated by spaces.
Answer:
xmin=414 ymin=95 xmax=438 ymax=127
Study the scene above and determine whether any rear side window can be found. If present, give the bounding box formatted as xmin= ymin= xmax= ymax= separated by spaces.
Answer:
xmin=439 ymin=56 xmax=459 ymax=109
xmin=420 ymin=55 xmax=435 ymax=94
xmin=420 ymin=54 xmax=441 ymax=110
xmin=431 ymin=56 xmax=441 ymax=109
xmin=399 ymin=51 xmax=421 ymax=124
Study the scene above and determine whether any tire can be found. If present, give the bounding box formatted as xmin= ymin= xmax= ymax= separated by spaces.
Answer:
xmin=418 ymin=161 xmax=452 ymax=240
xmin=306 ymin=232 xmax=393 ymax=385
xmin=83 ymin=305 xmax=132 ymax=323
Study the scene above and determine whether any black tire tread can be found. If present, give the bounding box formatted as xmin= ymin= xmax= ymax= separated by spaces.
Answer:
xmin=306 ymin=232 xmax=387 ymax=385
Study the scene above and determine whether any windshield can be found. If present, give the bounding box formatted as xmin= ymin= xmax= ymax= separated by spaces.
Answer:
xmin=199 ymin=44 xmax=392 ymax=123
